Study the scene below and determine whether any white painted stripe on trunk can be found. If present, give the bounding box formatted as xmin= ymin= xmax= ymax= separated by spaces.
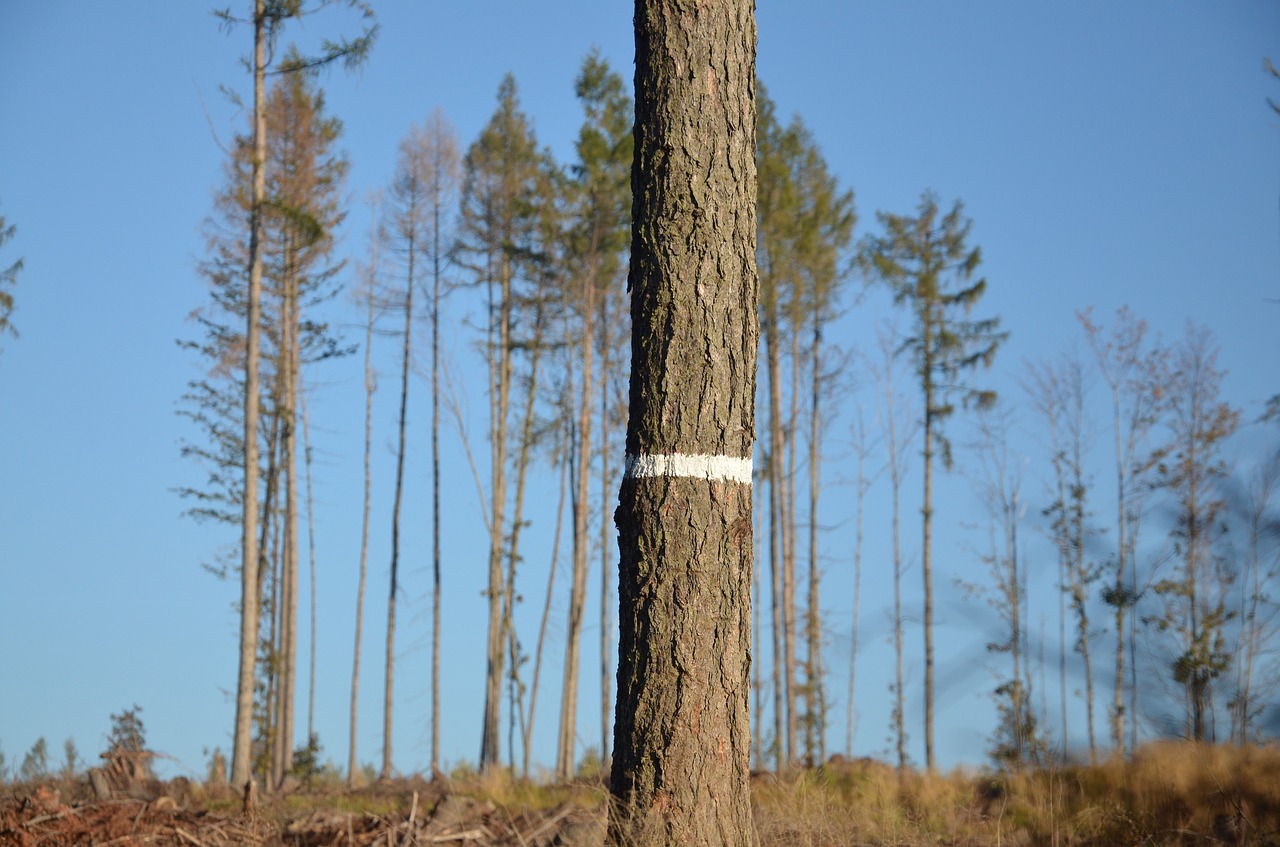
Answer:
xmin=624 ymin=452 xmax=753 ymax=484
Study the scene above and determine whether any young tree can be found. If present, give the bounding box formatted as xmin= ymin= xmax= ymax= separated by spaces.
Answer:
xmin=968 ymin=411 xmax=1041 ymax=770
xmin=859 ymin=192 xmax=1006 ymax=771
xmin=1026 ymin=349 xmax=1102 ymax=762
xmin=844 ymin=405 xmax=881 ymax=757
xmin=214 ymin=0 xmax=375 ymax=791
xmin=1078 ymin=306 xmax=1166 ymax=753
xmin=870 ymin=324 xmax=919 ymax=772
xmin=611 ymin=0 xmax=757 ymax=841
xmin=0 ymin=204 xmax=21 ymax=353
xmin=1227 ymin=436 xmax=1280 ymax=742
xmin=1149 ymin=323 xmax=1240 ymax=742
xmin=19 ymin=738 xmax=48 ymax=783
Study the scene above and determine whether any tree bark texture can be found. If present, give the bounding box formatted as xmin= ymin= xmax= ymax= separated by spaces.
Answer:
xmin=611 ymin=1 xmax=757 ymax=844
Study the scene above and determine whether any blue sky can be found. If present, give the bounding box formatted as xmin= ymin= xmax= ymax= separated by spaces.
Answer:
xmin=1 ymin=1 xmax=1277 ymax=779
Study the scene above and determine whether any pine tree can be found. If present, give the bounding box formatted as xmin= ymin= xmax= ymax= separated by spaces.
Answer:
xmin=611 ymin=0 xmax=757 ymax=840
xmin=859 ymin=191 xmax=1006 ymax=771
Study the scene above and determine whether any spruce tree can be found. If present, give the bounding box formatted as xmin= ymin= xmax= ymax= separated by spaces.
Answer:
xmin=859 ymin=191 xmax=1006 ymax=771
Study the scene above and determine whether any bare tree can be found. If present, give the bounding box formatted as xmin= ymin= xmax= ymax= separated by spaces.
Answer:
xmin=422 ymin=110 xmax=460 ymax=780
xmin=1026 ymin=348 xmax=1101 ymax=763
xmin=347 ymin=203 xmax=378 ymax=787
xmin=845 ymin=405 xmax=881 ymax=756
xmin=1228 ymin=438 xmax=1280 ymax=741
xmin=610 ymin=0 xmax=757 ymax=841
xmin=870 ymin=324 xmax=918 ymax=772
xmin=1078 ymin=306 xmax=1165 ymax=753
xmin=968 ymin=410 xmax=1041 ymax=769
xmin=1149 ymin=323 xmax=1240 ymax=742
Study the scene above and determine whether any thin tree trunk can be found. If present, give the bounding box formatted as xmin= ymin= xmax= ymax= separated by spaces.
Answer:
xmin=348 ymin=240 xmax=376 ymax=787
xmin=922 ymin=393 xmax=936 ymax=773
xmin=611 ymin=0 xmax=757 ymax=840
xmin=767 ymin=330 xmax=785 ymax=771
xmin=382 ymin=232 xmax=415 ymax=780
xmin=301 ymin=383 xmax=318 ymax=747
xmin=599 ymin=293 xmax=613 ymax=769
xmin=480 ymin=251 xmax=512 ymax=771
xmin=503 ymin=292 xmax=545 ymax=771
xmin=523 ymin=427 xmax=569 ymax=778
xmin=846 ymin=408 xmax=867 ymax=758
xmin=231 ymin=0 xmax=267 ymax=790
xmin=429 ymin=186 xmax=444 ymax=780
xmin=805 ymin=319 xmax=824 ymax=765
xmin=281 ymin=268 xmax=300 ymax=785
xmin=883 ymin=377 xmax=907 ymax=773
xmin=785 ymin=329 xmax=800 ymax=764
xmin=1112 ymin=385 xmax=1127 ymax=754
xmin=559 ymin=276 xmax=595 ymax=780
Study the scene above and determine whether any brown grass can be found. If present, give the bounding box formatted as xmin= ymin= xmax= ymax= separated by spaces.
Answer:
xmin=751 ymin=743 xmax=1280 ymax=846
xmin=6 ymin=742 xmax=1278 ymax=845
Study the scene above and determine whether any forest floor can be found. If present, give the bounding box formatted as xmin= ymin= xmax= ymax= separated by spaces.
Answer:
xmin=3 ymin=743 xmax=1279 ymax=846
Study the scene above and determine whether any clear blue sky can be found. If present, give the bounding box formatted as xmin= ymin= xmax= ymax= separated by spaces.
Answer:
xmin=1 ymin=1 xmax=1277 ymax=779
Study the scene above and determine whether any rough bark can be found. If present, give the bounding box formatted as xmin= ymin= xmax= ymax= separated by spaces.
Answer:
xmin=610 ymin=1 xmax=757 ymax=843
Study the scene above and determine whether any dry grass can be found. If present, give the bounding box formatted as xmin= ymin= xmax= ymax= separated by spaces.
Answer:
xmin=751 ymin=743 xmax=1280 ymax=846
xmin=8 ymin=742 xmax=1277 ymax=845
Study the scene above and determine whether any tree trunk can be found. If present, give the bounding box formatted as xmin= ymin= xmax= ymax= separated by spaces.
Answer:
xmin=599 ymin=293 xmax=613 ymax=769
xmin=846 ymin=409 xmax=867 ymax=757
xmin=480 ymin=251 xmax=512 ymax=771
xmin=383 ymin=233 xmax=415 ymax=780
xmin=230 ymin=0 xmax=266 ymax=791
xmin=430 ymin=186 xmax=444 ymax=781
xmin=502 ymin=291 xmax=545 ymax=770
xmin=559 ymin=278 xmax=595 ymax=781
xmin=348 ymin=250 xmax=376 ymax=787
xmin=523 ymin=425 xmax=569 ymax=777
xmin=785 ymin=319 xmax=799 ymax=765
xmin=922 ymin=393 xmax=936 ymax=772
xmin=766 ymin=328 xmax=785 ymax=771
xmin=610 ymin=1 xmax=757 ymax=842
xmin=301 ymin=382 xmax=318 ymax=748
xmin=806 ymin=317 xmax=824 ymax=766
xmin=277 ymin=268 xmax=300 ymax=788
